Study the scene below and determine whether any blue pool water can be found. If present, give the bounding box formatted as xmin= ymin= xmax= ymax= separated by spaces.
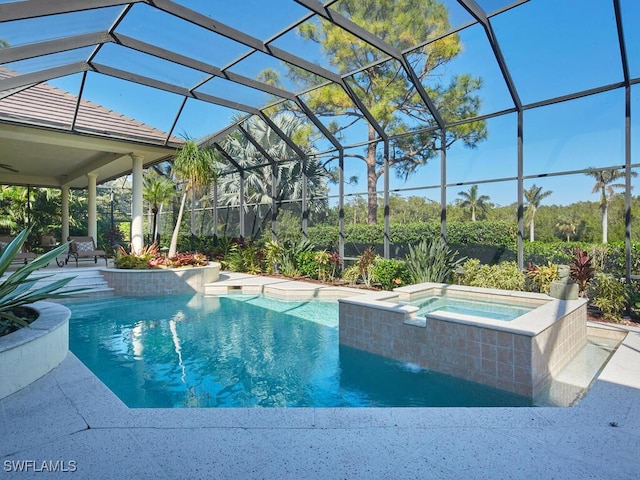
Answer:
xmin=411 ymin=295 xmax=533 ymax=321
xmin=67 ymin=294 xmax=532 ymax=408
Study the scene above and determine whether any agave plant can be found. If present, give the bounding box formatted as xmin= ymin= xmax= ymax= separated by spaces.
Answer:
xmin=406 ymin=238 xmax=466 ymax=284
xmin=0 ymin=228 xmax=81 ymax=336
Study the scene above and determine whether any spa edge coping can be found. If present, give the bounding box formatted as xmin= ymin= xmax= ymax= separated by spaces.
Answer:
xmin=337 ymin=282 xmax=588 ymax=338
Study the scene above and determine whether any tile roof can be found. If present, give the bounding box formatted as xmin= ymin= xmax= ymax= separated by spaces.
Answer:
xmin=0 ymin=68 xmax=182 ymax=146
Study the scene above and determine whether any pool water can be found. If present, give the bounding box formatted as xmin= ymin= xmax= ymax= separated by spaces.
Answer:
xmin=410 ymin=295 xmax=534 ymax=321
xmin=67 ymin=294 xmax=534 ymax=408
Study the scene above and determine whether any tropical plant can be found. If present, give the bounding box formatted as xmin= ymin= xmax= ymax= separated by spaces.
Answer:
xmin=0 ymin=229 xmax=81 ymax=336
xmin=212 ymin=236 xmax=239 ymax=269
xmin=314 ymin=250 xmax=331 ymax=282
xmin=524 ymin=184 xmax=552 ymax=242
xmin=114 ymin=243 xmax=160 ymax=269
xmin=263 ymin=240 xmax=284 ymax=274
xmin=457 ymin=185 xmax=490 ymax=222
xmin=589 ymin=272 xmax=629 ymax=322
xmin=526 ymin=262 xmax=559 ymax=294
xmin=457 ymin=259 xmax=526 ymax=291
xmin=569 ymin=247 xmax=595 ymax=297
xmin=263 ymin=0 xmax=486 ymax=223
xmin=405 ymin=238 xmax=464 ymax=284
xmin=115 ymin=242 xmax=208 ymax=269
xmin=278 ymin=240 xmax=315 ymax=277
xmin=341 ymin=264 xmax=362 ymax=285
xmin=585 ymin=168 xmax=636 ymax=243
xmin=357 ymin=247 xmax=377 ymax=288
xmin=372 ymin=258 xmax=410 ymax=290
xmin=226 ymin=242 xmax=261 ymax=274
xmin=296 ymin=250 xmax=319 ymax=279
xmin=143 ymin=172 xmax=175 ymax=244
xmin=168 ymin=139 xmax=218 ymax=257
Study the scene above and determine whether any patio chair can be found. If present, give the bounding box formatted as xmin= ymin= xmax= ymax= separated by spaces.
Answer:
xmin=0 ymin=235 xmax=37 ymax=264
xmin=66 ymin=236 xmax=108 ymax=267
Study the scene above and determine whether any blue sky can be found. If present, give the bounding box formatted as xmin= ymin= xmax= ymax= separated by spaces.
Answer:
xmin=6 ymin=0 xmax=639 ymax=208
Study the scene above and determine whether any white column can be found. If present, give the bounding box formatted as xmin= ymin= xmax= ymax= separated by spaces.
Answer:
xmin=131 ymin=153 xmax=144 ymax=253
xmin=61 ymin=185 xmax=70 ymax=243
xmin=87 ymin=173 xmax=97 ymax=242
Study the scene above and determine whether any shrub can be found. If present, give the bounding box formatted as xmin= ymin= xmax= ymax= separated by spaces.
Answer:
xmin=226 ymin=242 xmax=262 ymax=274
xmin=405 ymin=238 xmax=465 ymax=284
xmin=341 ymin=264 xmax=362 ymax=285
xmin=114 ymin=255 xmax=150 ymax=269
xmin=458 ymin=260 xmax=526 ymax=291
xmin=314 ymin=250 xmax=331 ymax=282
xmin=526 ymin=262 xmax=559 ymax=294
xmin=372 ymin=258 xmax=410 ymax=290
xmin=263 ymin=240 xmax=283 ymax=274
xmin=297 ymin=250 xmax=319 ymax=279
xmin=115 ymin=243 xmax=159 ymax=269
xmin=523 ymin=241 xmax=571 ymax=266
xmin=589 ymin=272 xmax=629 ymax=322
xmin=279 ymin=240 xmax=315 ymax=278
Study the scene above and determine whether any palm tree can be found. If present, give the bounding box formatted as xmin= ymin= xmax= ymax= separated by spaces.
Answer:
xmin=216 ymin=113 xmax=331 ymax=239
xmin=524 ymin=184 xmax=552 ymax=242
xmin=168 ymin=139 xmax=218 ymax=257
xmin=585 ymin=168 xmax=636 ymax=243
xmin=556 ymin=217 xmax=578 ymax=242
xmin=143 ymin=172 xmax=175 ymax=244
xmin=457 ymin=185 xmax=490 ymax=222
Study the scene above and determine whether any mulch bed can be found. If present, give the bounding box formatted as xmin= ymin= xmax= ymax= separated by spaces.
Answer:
xmin=587 ymin=307 xmax=640 ymax=327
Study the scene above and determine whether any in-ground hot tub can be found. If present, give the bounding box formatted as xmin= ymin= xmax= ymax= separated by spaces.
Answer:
xmin=338 ymin=282 xmax=588 ymax=398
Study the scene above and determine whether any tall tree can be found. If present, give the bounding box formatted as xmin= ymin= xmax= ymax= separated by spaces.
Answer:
xmin=143 ymin=172 xmax=175 ymax=244
xmin=456 ymin=185 xmax=489 ymax=222
xmin=264 ymin=0 xmax=486 ymax=223
xmin=585 ymin=168 xmax=636 ymax=243
xmin=556 ymin=217 xmax=578 ymax=242
xmin=168 ymin=140 xmax=217 ymax=257
xmin=524 ymin=184 xmax=552 ymax=242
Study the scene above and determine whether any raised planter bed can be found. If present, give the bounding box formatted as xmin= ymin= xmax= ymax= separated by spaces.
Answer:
xmin=0 ymin=301 xmax=71 ymax=400
xmin=101 ymin=262 xmax=220 ymax=296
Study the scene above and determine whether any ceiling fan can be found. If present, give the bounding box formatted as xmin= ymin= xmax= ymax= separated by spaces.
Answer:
xmin=0 ymin=163 xmax=18 ymax=173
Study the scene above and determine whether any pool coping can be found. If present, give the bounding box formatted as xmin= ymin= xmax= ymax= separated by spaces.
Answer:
xmin=2 ymin=274 xmax=639 ymax=478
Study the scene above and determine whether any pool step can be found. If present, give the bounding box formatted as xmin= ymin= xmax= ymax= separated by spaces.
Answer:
xmin=1 ymin=268 xmax=114 ymax=298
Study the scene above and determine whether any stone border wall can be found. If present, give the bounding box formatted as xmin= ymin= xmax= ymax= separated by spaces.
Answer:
xmin=101 ymin=263 xmax=220 ymax=296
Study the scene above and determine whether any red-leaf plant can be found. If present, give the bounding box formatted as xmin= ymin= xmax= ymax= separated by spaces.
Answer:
xmin=570 ymin=247 xmax=595 ymax=297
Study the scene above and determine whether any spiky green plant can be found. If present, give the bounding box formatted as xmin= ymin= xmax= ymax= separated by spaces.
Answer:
xmin=405 ymin=238 xmax=465 ymax=284
xmin=0 ymin=228 xmax=83 ymax=336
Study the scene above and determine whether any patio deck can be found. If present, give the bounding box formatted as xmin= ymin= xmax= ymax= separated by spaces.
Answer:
xmin=1 ymin=271 xmax=639 ymax=478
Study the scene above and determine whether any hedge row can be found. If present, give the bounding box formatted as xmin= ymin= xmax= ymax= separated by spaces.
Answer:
xmin=165 ymin=222 xmax=640 ymax=277
xmin=308 ymin=221 xmax=518 ymax=250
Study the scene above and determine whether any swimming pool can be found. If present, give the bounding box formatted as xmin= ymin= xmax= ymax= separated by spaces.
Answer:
xmin=67 ymin=293 xmax=533 ymax=408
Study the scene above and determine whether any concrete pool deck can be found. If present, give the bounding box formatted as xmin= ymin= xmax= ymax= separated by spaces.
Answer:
xmin=1 ymin=275 xmax=640 ymax=478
